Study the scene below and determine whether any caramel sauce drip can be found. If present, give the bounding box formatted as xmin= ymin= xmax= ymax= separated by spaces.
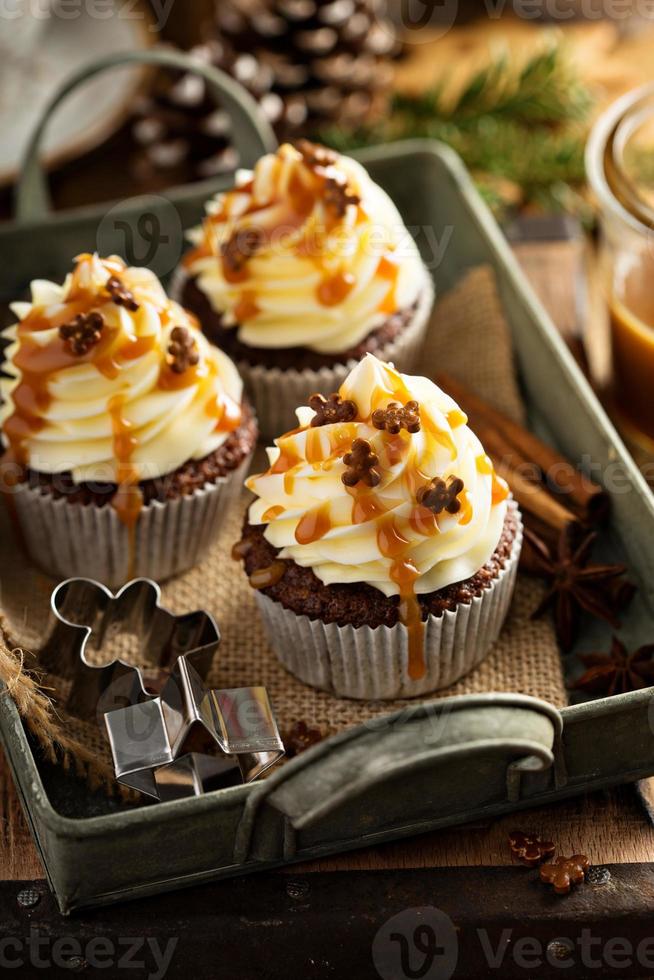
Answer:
xmin=492 ymin=473 xmax=510 ymax=505
xmin=2 ymin=287 xmax=152 ymax=464
xmin=305 ymin=426 xmax=326 ymax=465
xmin=271 ymin=438 xmax=302 ymax=474
xmin=408 ymin=504 xmax=439 ymax=537
xmin=295 ymin=501 xmax=332 ymax=545
xmin=157 ymin=352 xmax=243 ymax=436
xmin=182 ymin=244 xmax=210 ymax=269
xmin=458 ymin=491 xmax=474 ymax=526
xmin=234 ymin=290 xmax=260 ymax=322
xmin=271 ymin=437 xmax=302 ymax=495
xmin=157 ymin=360 xmax=205 ymax=392
xmin=249 ymin=561 xmax=287 ymax=589
xmin=422 ymin=414 xmax=456 ymax=459
xmin=477 ymin=453 xmax=509 ymax=504
xmin=377 ymin=515 xmax=425 ymax=680
xmin=384 ymin=433 xmax=407 ymax=467
xmin=476 ymin=453 xmax=493 ymax=475
xmin=351 ymin=490 xmax=387 ymax=525
xmin=447 ymin=408 xmax=467 ymax=428
xmin=231 ymin=538 xmax=252 ymax=560
xmin=211 ymin=391 xmax=242 ymax=434
xmin=108 ymin=394 xmax=143 ymax=535
xmin=377 ymin=255 xmax=399 ymax=315
xmin=317 ymin=271 xmax=356 ymax=307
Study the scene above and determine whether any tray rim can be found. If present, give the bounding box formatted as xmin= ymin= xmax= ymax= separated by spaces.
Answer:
xmin=2 ymin=139 xmax=653 ymax=815
xmin=2 ymin=138 xmax=654 ymax=909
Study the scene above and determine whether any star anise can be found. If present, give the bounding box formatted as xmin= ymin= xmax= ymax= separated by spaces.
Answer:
xmin=508 ymin=831 xmax=556 ymax=867
xmin=416 ymin=475 xmax=464 ymax=515
xmin=221 ymin=227 xmax=264 ymax=275
xmin=342 ymin=438 xmax=381 ymax=488
xmin=309 ymin=392 xmax=357 ymax=427
xmin=572 ymin=636 xmax=654 ymax=697
xmin=59 ymin=311 xmax=104 ymax=355
xmin=166 ymin=326 xmax=200 ymax=374
xmin=372 ymin=400 xmax=421 ymax=435
xmin=282 ymin=720 xmax=324 ymax=759
xmin=524 ymin=526 xmax=635 ymax=652
xmin=105 ymin=275 xmax=139 ymax=311
xmin=540 ymin=855 xmax=590 ymax=895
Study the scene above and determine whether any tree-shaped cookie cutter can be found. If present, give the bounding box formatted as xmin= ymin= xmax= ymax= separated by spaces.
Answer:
xmin=39 ymin=578 xmax=284 ymax=801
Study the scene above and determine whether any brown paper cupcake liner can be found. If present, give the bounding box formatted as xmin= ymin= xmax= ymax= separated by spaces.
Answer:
xmin=9 ymin=456 xmax=251 ymax=589
xmin=171 ymin=268 xmax=435 ymax=438
xmin=253 ymin=503 xmax=523 ymax=700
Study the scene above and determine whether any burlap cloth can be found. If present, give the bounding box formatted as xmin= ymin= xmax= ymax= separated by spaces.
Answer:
xmin=0 ymin=265 xmax=566 ymax=790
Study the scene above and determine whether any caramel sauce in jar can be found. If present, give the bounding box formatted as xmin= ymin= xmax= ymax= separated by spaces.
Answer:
xmin=609 ymin=260 xmax=654 ymax=447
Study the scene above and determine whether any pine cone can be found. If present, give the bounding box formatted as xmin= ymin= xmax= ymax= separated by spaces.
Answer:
xmin=130 ymin=0 xmax=397 ymax=186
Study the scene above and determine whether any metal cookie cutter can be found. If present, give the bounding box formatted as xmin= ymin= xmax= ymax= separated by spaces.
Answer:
xmin=39 ymin=578 xmax=284 ymax=801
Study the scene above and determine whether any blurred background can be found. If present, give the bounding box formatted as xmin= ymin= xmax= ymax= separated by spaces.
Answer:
xmin=3 ymin=0 xmax=654 ymax=469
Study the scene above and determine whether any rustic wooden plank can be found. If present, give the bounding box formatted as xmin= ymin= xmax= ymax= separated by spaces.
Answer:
xmin=2 ymin=866 xmax=654 ymax=978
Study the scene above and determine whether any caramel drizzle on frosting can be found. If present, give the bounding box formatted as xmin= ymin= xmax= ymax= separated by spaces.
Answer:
xmin=108 ymin=394 xmax=143 ymax=553
xmin=185 ymin=144 xmax=400 ymax=323
xmin=254 ymin=370 xmax=504 ymax=680
xmin=1 ymin=256 xmax=242 ymax=538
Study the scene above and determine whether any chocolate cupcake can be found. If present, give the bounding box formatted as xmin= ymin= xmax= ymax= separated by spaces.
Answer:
xmin=1 ymin=253 xmax=256 ymax=586
xmin=236 ymin=354 xmax=522 ymax=699
xmin=173 ymin=140 xmax=434 ymax=436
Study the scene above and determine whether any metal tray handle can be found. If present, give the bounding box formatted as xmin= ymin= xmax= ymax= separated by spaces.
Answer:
xmin=15 ymin=48 xmax=277 ymax=224
xmin=235 ymin=694 xmax=564 ymax=863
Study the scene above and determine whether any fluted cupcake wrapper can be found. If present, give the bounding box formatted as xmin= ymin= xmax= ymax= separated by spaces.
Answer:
xmin=9 ymin=456 xmax=251 ymax=589
xmin=253 ymin=506 xmax=523 ymax=700
xmin=171 ymin=268 xmax=435 ymax=438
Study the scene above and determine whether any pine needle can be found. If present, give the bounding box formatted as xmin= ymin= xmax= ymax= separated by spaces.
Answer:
xmin=321 ymin=43 xmax=594 ymax=218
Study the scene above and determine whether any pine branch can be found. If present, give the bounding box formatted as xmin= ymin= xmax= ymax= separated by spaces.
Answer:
xmin=320 ymin=44 xmax=594 ymax=218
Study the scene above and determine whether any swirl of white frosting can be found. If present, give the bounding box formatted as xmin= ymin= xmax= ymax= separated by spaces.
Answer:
xmin=184 ymin=142 xmax=427 ymax=354
xmin=247 ymin=354 xmax=509 ymax=597
xmin=0 ymin=254 xmax=243 ymax=483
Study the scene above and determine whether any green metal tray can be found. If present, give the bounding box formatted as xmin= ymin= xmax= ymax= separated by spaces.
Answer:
xmin=2 ymin=51 xmax=654 ymax=915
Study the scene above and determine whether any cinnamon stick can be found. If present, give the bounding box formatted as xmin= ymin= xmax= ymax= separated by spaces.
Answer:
xmin=493 ymin=457 xmax=577 ymax=533
xmin=436 ymin=372 xmax=609 ymax=525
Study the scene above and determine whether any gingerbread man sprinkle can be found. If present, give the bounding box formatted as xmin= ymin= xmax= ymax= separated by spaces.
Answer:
xmin=342 ymin=439 xmax=381 ymax=488
xmin=59 ymin=311 xmax=105 ymax=356
xmin=167 ymin=326 xmax=200 ymax=374
xmin=309 ymin=392 xmax=357 ymax=427
xmin=416 ymin=475 xmax=464 ymax=515
xmin=104 ymin=275 xmax=139 ymax=312
xmin=509 ymin=831 xmax=556 ymax=868
xmin=540 ymin=855 xmax=590 ymax=895
xmin=372 ymin=400 xmax=421 ymax=435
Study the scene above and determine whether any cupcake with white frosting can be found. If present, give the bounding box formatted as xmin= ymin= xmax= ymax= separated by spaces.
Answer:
xmin=0 ymin=253 xmax=256 ymax=586
xmin=175 ymin=140 xmax=433 ymax=436
xmin=236 ymin=354 xmax=522 ymax=699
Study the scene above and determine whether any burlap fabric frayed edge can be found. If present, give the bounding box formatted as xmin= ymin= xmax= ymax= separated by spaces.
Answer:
xmin=0 ymin=620 xmax=136 ymax=800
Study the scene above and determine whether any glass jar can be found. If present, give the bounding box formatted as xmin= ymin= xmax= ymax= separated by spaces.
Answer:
xmin=586 ymin=85 xmax=654 ymax=454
